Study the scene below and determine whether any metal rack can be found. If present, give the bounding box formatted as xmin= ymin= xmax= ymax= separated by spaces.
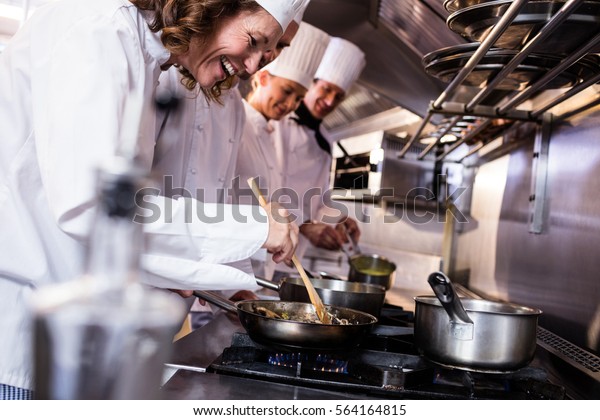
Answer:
xmin=398 ymin=0 xmax=600 ymax=164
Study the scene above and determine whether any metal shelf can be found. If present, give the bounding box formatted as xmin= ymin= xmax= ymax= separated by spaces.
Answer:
xmin=399 ymin=0 xmax=600 ymax=164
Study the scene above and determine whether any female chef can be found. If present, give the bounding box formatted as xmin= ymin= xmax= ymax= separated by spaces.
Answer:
xmin=234 ymin=22 xmax=330 ymax=279
xmin=152 ymin=5 xmax=309 ymax=329
xmin=0 ymin=0 xmax=306 ymax=399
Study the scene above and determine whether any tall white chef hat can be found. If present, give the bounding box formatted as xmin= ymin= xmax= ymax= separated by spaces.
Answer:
xmin=293 ymin=0 xmax=311 ymax=24
xmin=314 ymin=37 xmax=366 ymax=92
xmin=255 ymin=0 xmax=310 ymax=31
xmin=262 ymin=22 xmax=330 ymax=90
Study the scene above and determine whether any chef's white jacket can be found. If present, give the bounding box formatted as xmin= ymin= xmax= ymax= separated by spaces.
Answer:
xmin=235 ymin=105 xmax=334 ymax=277
xmin=153 ymin=69 xmax=260 ymax=313
xmin=0 ymin=0 xmax=267 ymax=391
xmin=235 ymin=100 xmax=288 ymax=206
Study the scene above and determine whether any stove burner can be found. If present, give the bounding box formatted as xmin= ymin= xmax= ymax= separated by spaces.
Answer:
xmin=209 ymin=331 xmax=567 ymax=399
xmin=268 ymin=352 xmax=349 ymax=373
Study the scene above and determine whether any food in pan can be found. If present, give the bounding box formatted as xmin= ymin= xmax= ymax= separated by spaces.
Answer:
xmin=253 ymin=306 xmax=351 ymax=325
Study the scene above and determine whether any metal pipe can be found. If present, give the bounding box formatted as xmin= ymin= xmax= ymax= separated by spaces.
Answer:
xmin=532 ymin=72 xmax=600 ymax=118
xmin=397 ymin=111 xmax=432 ymax=158
xmin=467 ymin=0 xmax=585 ymax=109
xmin=436 ymin=119 xmax=493 ymax=162
xmin=432 ymin=0 xmax=529 ymax=109
xmin=499 ymin=32 xmax=600 ymax=113
xmin=557 ymin=94 xmax=600 ymax=121
xmin=418 ymin=115 xmax=461 ymax=159
xmin=458 ymin=142 xmax=485 ymax=163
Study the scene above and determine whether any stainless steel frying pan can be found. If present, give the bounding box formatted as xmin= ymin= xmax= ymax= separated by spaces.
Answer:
xmin=193 ymin=291 xmax=378 ymax=351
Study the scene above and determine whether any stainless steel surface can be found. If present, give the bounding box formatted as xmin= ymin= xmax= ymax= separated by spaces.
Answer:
xmin=528 ymin=113 xmax=551 ymax=233
xmin=170 ymin=313 xmax=245 ymax=371
xmin=414 ymin=296 xmax=542 ymax=372
xmin=454 ymin=108 xmax=600 ymax=352
xmin=303 ymin=0 xmax=452 ymax=122
xmin=257 ymin=276 xmax=386 ymax=317
xmin=161 ymin=368 xmax=378 ymax=400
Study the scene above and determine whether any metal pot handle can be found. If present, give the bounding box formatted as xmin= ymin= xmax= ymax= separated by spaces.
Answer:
xmin=193 ymin=290 xmax=237 ymax=313
xmin=255 ymin=276 xmax=281 ymax=291
xmin=427 ymin=272 xmax=474 ymax=339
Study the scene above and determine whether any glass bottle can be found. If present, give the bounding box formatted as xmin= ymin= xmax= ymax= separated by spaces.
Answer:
xmin=31 ymin=158 xmax=186 ymax=399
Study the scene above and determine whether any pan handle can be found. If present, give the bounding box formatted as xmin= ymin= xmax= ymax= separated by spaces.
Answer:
xmin=193 ymin=290 xmax=237 ymax=313
xmin=254 ymin=276 xmax=281 ymax=291
xmin=427 ymin=271 xmax=474 ymax=332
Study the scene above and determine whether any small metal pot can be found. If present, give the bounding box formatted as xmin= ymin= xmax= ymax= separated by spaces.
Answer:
xmin=348 ymin=254 xmax=397 ymax=290
xmin=414 ymin=272 xmax=542 ymax=372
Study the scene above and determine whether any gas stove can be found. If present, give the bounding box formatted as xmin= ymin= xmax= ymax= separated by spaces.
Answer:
xmin=206 ymin=325 xmax=566 ymax=400
xmin=163 ymin=304 xmax=600 ymax=400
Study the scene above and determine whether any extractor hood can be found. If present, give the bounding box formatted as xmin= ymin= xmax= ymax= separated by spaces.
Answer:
xmin=304 ymin=0 xmax=465 ymax=135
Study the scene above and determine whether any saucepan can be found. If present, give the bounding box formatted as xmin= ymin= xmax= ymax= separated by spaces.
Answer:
xmin=193 ymin=291 xmax=378 ymax=351
xmin=414 ymin=271 xmax=542 ymax=372
xmin=255 ymin=275 xmax=386 ymax=317
xmin=347 ymin=254 xmax=397 ymax=290
xmin=339 ymin=229 xmax=397 ymax=290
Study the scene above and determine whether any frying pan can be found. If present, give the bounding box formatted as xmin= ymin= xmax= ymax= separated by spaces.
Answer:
xmin=255 ymin=275 xmax=386 ymax=317
xmin=193 ymin=291 xmax=378 ymax=351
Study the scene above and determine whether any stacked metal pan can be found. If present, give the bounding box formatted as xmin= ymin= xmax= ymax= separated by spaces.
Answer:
xmin=423 ymin=1 xmax=600 ymax=91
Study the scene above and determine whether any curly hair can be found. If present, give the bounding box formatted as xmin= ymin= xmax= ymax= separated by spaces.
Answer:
xmin=131 ymin=0 xmax=263 ymax=100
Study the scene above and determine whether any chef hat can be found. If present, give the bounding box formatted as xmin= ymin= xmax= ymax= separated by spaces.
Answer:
xmin=255 ymin=0 xmax=310 ymax=31
xmin=293 ymin=0 xmax=311 ymax=24
xmin=314 ymin=37 xmax=366 ymax=92
xmin=262 ymin=22 xmax=330 ymax=90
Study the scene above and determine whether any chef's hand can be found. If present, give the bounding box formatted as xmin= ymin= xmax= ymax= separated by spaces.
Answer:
xmin=300 ymin=221 xmax=345 ymax=250
xmin=336 ymin=217 xmax=361 ymax=244
xmin=229 ymin=290 xmax=258 ymax=301
xmin=262 ymin=202 xmax=299 ymax=265
xmin=169 ymin=289 xmax=194 ymax=298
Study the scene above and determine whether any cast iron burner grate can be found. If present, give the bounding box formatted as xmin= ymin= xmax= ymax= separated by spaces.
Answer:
xmin=207 ymin=331 xmax=566 ymax=399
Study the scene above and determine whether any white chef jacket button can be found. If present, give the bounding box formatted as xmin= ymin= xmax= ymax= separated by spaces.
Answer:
xmin=196 ymin=124 xmax=203 ymax=131
xmin=190 ymin=168 xmax=197 ymax=174
xmin=218 ymin=177 xmax=225 ymax=182
xmin=228 ymin=138 xmax=235 ymax=143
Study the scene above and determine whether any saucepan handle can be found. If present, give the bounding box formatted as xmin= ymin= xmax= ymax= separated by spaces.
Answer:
xmin=427 ymin=271 xmax=474 ymax=326
xmin=254 ymin=276 xmax=281 ymax=291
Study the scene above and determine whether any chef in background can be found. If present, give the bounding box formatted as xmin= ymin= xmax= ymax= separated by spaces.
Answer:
xmin=152 ymin=3 xmax=310 ymax=329
xmin=267 ymin=37 xmax=367 ymax=281
xmin=234 ymin=22 xmax=331 ymax=280
xmin=0 ymin=0 xmax=306 ymax=400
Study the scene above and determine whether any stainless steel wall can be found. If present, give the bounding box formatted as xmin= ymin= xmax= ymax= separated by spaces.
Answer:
xmin=455 ymin=109 xmax=600 ymax=352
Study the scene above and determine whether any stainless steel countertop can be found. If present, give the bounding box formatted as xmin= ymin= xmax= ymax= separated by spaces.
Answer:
xmin=160 ymin=369 xmax=378 ymax=400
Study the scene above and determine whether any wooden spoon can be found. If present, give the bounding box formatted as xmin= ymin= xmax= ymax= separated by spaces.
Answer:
xmin=247 ymin=177 xmax=332 ymax=324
